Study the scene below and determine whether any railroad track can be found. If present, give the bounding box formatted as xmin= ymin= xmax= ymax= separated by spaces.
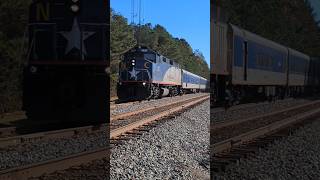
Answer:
xmin=210 ymin=99 xmax=294 ymax=114
xmin=0 ymin=124 xmax=107 ymax=148
xmin=0 ymin=147 xmax=110 ymax=180
xmin=0 ymin=94 xmax=208 ymax=180
xmin=111 ymin=94 xmax=208 ymax=121
xmin=35 ymin=95 xmax=209 ymax=179
xmin=110 ymin=94 xmax=209 ymax=139
xmin=0 ymin=123 xmax=108 ymax=180
xmin=211 ymin=100 xmax=320 ymax=173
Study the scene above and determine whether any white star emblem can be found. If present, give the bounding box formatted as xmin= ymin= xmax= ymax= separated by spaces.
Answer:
xmin=129 ymin=68 xmax=140 ymax=80
xmin=60 ymin=18 xmax=95 ymax=59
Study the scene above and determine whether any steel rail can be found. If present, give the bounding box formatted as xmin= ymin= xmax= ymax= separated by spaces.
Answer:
xmin=111 ymin=95 xmax=209 ymax=139
xmin=0 ymin=147 xmax=109 ymax=180
xmin=212 ymin=100 xmax=320 ymax=131
xmin=212 ymin=104 xmax=320 ymax=155
xmin=0 ymin=124 xmax=107 ymax=148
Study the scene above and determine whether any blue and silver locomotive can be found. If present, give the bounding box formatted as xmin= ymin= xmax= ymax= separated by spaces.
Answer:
xmin=117 ymin=46 xmax=208 ymax=100
xmin=23 ymin=0 xmax=109 ymax=125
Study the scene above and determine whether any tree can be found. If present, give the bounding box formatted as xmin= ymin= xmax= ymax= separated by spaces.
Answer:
xmin=110 ymin=10 xmax=136 ymax=96
xmin=0 ymin=0 xmax=31 ymax=113
xmin=221 ymin=0 xmax=320 ymax=56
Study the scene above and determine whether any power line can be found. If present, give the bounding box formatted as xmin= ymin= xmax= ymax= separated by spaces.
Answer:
xmin=138 ymin=0 xmax=141 ymax=26
xmin=131 ymin=0 xmax=135 ymax=24
xmin=137 ymin=0 xmax=142 ymax=46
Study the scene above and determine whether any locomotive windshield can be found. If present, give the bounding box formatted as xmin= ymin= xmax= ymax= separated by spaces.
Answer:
xmin=124 ymin=52 xmax=143 ymax=60
xmin=144 ymin=53 xmax=156 ymax=62
xmin=124 ymin=52 xmax=156 ymax=62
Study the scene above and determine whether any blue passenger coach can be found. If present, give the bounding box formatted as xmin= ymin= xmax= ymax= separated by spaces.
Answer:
xmin=212 ymin=22 xmax=312 ymax=104
xmin=182 ymin=70 xmax=207 ymax=92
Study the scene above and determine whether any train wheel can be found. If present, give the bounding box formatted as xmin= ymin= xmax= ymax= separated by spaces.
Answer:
xmin=179 ymin=88 xmax=183 ymax=96
xmin=151 ymin=84 xmax=160 ymax=99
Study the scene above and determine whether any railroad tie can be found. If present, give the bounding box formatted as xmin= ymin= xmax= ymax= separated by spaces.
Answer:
xmin=125 ymin=131 xmax=143 ymax=136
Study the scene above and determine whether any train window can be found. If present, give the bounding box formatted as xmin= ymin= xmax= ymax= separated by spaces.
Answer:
xmin=268 ymin=57 xmax=272 ymax=68
xmin=163 ymin=57 xmax=167 ymax=62
xmin=256 ymin=54 xmax=263 ymax=67
xmin=156 ymin=55 xmax=160 ymax=63
xmin=125 ymin=52 xmax=143 ymax=60
xmin=170 ymin=60 xmax=173 ymax=65
xmin=144 ymin=53 xmax=156 ymax=62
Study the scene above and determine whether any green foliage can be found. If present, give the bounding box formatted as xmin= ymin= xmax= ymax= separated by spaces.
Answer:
xmin=0 ymin=0 xmax=31 ymax=113
xmin=110 ymin=10 xmax=210 ymax=96
xmin=110 ymin=10 xmax=137 ymax=96
xmin=221 ymin=0 xmax=320 ymax=56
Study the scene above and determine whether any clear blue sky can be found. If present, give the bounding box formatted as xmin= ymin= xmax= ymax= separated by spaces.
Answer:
xmin=309 ymin=0 xmax=320 ymax=23
xmin=111 ymin=0 xmax=210 ymax=67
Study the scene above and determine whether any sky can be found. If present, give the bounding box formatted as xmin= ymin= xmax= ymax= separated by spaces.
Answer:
xmin=309 ymin=0 xmax=320 ymax=23
xmin=110 ymin=0 xmax=210 ymax=67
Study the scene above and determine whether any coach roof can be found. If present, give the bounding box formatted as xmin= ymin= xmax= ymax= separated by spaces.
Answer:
xmin=229 ymin=24 xmax=287 ymax=54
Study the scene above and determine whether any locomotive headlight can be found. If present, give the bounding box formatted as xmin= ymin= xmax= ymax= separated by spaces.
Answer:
xmin=70 ymin=4 xmax=79 ymax=12
xmin=132 ymin=62 xmax=135 ymax=66
xmin=143 ymin=82 xmax=146 ymax=86
xmin=30 ymin=66 xmax=37 ymax=73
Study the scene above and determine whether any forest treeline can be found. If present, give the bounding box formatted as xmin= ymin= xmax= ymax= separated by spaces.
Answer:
xmin=111 ymin=10 xmax=210 ymax=96
xmin=219 ymin=0 xmax=320 ymax=56
xmin=0 ymin=0 xmax=31 ymax=114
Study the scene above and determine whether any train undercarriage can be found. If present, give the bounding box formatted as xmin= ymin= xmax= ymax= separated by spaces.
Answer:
xmin=211 ymin=74 xmax=312 ymax=107
xmin=117 ymin=82 xmax=182 ymax=101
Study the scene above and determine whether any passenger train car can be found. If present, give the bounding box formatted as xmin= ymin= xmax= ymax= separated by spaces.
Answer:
xmin=182 ymin=70 xmax=208 ymax=93
xmin=117 ymin=46 xmax=208 ymax=100
xmin=23 ymin=0 xmax=109 ymax=125
xmin=211 ymin=20 xmax=320 ymax=104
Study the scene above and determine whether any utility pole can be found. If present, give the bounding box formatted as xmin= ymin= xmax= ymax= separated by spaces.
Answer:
xmin=137 ymin=0 xmax=142 ymax=46
xmin=131 ymin=0 xmax=135 ymax=24
xmin=138 ymin=0 xmax=141 ymax=26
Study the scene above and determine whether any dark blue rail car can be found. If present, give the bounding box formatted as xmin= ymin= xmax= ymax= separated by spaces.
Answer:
xmin=117 ymin=46 xmax=182 ymax=100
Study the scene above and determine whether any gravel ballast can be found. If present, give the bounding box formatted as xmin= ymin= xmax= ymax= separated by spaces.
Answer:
xmin=214 ymin=118 xmax=320 ymax=180
xmin=0 ymin=132 xmax=108 ymax=170
xmin=37 ymin=158 xmax=110 ymax=180
xmin=111 ymin=100 xmax=210 ymax=180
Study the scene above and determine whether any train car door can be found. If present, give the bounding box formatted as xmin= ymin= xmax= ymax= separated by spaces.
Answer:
xmin=286 ymin=49 xmax=289 ymax=90
xmin=243 ymin=41 xmax=248 ymax=81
